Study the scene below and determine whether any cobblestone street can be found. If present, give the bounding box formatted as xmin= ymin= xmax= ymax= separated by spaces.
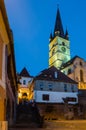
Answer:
xmin=8 ymin=120 xmax=86 ymax=130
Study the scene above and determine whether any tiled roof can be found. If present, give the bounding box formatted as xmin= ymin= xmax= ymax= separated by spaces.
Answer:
xmin=20 ymin=67 xmax=31 ymax=77
xmin=61 ymin=55 xmax=83 ymax=69
xmin=35 ymin=66 xmax=77 ymax=84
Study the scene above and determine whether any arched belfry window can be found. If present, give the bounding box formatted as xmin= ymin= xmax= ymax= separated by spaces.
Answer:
xmin=80 ymin=70 xmax=84 ymax=82
xmin=62 ymin=42 xmax=65 ymax=46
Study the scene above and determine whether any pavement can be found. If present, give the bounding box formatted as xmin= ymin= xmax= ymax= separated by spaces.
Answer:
xmin=8 ymin=120 xmax=86 ymax=130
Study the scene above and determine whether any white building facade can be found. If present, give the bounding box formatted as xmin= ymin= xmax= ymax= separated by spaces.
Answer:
xmin=29 ymin=66 xmax=78 ymax=119
xmin=34 ymin=80 xmax=78 ymax=105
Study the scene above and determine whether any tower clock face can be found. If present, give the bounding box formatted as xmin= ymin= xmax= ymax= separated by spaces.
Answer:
xmin=61 ymin=47 xmax=66 ymax=52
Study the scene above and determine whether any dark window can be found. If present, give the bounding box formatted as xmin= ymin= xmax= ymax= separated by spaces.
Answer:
xmin=68 ymin=68 xmax=71 ymax=74
xmin=40 ymin=87 xmax=43 ymax=90
xmin=40 ymin=82 xmax=43 ymax=90
xmin=71 ymin=85 xmax=74 ymax=92
xmin=62 ymin=42 xmax=65 ymax=46
xmin=80 ymin=61 xmax=83 ymax=66
xmin=48 ymin=84 xmax=52 ymax=91
xmin=23 ymin=80 xmax=26 ymax=85
xmin=80 ymin=70 xmax=84 ymax=82
xmin=42 ymin=94 xmax=49 ymax=101
xmin=64 ymin=84 xmax=67 ymax=92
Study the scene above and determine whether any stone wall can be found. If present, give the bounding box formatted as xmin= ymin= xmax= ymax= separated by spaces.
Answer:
xmin=37 ymin=103 xmax=76 ymax=120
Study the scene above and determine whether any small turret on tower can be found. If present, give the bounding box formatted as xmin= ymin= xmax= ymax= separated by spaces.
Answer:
xmin=64 ymin=28 xmax=69 ymax=40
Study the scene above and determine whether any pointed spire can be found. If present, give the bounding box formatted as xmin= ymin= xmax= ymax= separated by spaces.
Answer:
xmin=49 ymin=32 xmax=53 ymax=42
xmin=54 ymin=8 xmax=64 ymax=38
xmin=20 ymin=67 xmax=30 ymax=77
xmin=65 ymin=28 xmax=69 ymax=40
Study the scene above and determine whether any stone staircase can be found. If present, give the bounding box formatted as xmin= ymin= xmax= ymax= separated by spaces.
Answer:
xmin=9 ymin=101 xmax=44 ymax=129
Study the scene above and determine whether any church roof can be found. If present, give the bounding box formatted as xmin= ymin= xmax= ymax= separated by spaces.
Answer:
xmin=19 ymin=67 xmax=31 ymax=77
xmin=54 ymin=8 xmax=64 ymax=38
xmin=61 ymin=55 xmax=84 ymax=69
xmin=35 ymin=66 xmax=77 ymax=84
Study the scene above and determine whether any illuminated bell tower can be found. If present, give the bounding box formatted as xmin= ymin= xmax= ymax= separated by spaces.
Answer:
xmin=49 ymin=9 xmax=71 ymax=69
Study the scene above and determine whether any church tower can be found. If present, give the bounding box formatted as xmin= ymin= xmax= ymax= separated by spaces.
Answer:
xmin=49 ymin=8 xmax=71 ymax=69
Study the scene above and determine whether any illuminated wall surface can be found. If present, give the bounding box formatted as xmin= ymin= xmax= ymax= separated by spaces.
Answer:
xmin=0 ymin=11 xmax=9 ymax=44
xmin=0 ymin=8 xmax=7 ymax=121
xmin=49 ymin=36 xmax=70 ymax=69
xmin=0 ymin=0 xmax=16 ymax=121
xmin=18 ymin=76 xmax=33 ymax=103
xmin=61 ymin=57 xmax=86 ymax=89
xmin=18 ymin=85 xmax=30 ymax=102
xmin=0 ymin=87 xmax=6 ymax=121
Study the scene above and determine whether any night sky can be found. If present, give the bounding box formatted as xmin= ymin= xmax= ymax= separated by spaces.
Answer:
xmin=4 ymin=0 xmax=86 ymax=76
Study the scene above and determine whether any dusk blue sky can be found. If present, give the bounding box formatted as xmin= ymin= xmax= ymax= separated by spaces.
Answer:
xmin=4 ymin=0 xmax=86 ymax=76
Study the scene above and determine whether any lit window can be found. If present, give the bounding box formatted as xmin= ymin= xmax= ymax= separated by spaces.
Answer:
xmin=64 ymin=84 xmax=67 ymax=92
